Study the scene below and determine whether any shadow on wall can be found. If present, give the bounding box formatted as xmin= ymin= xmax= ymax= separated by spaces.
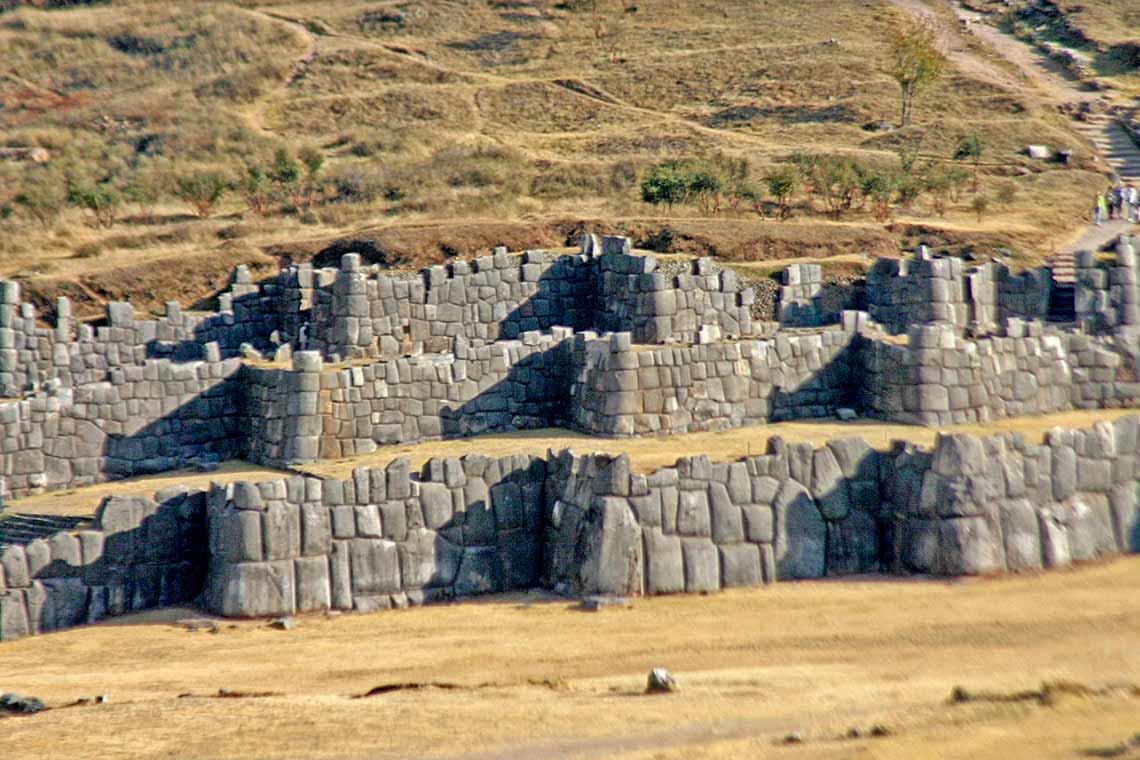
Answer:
xmin=439 ymin=342 xmax=576 ymax=440
xmin=0 ymin=490 xmax=208 ymax=640
xmin=98 ymin=375 xmax=246 ymax=481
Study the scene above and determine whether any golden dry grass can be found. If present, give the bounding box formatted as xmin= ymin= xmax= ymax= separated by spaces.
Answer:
xmin=299 ymin=408 xmax=1140 ymax=479
xmin=5 ymin=461 xmax=288 ymax=518
xmin=0 ymin=0 xmax=1118 ymax=314
xmin=8 ymin=409 xmax=1137 ymax=519
xmin=1 ymin=557 xmax=1139 ymax=759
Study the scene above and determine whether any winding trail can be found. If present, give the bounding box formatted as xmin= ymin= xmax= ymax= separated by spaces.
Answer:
xmin=887 ymin=0 xmax=1140 ymax=282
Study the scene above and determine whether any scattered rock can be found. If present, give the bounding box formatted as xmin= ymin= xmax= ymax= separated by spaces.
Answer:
xmin=869 ymin=724 xmax=892 ymax=737
xmin=579 ymin=595 xmax=630 ymax=612
xmin=1026 ymin=145 xmax=1051 ymax=159
xmin=239 ymin=343 xmax=263 ymax=361
xmin=780 ymin=731 xmax=804 ymax=745
xmin=0 ymin=693 xmax=45 ymax=714
xmin=268 ymin=616 xmax=296 ymax=631
xmin=645 ymin=667 xmax=678 ymax=694
xmin=175 ymin=618 xmax=219 ymax=633
xmin=836 ymin=407 xmax=857 ymax=421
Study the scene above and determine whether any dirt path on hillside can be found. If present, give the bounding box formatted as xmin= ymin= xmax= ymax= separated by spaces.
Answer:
xmin=886 ymin=0 xmax=1139 ymax=276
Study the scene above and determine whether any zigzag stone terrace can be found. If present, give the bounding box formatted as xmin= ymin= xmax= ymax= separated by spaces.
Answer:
xmin=0 ymin=233 xmax=1138 ymax=639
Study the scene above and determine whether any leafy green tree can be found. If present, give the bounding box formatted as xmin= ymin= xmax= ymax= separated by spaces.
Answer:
xmin=687 ymin=170 xmax=722 ymax=214
xmin=889 ymin=16 xmax=947 ymax=127
xmin=765 ymin=168 xmax=798 ymax=219
xmin=861 ymin=170 xmax=898 ymax=222
xmin=797 ymin=155 xmax=866 ymax=219
xmin=271 ymin=147 xmax=302 ymax=186
xmin=641 ymin=161 xmax=691 ymax=209
xmin=175 ymin=170 xmax=230 ymax=218
xmin=954 ymin=133 xmax=987 ymax=194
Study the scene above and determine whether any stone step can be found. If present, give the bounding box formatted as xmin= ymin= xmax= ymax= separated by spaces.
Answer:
xmin=0 ymin=514 xmax=91 ymax=546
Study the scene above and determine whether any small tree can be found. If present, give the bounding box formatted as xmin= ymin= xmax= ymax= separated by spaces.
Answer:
xmin=924 ymin=168 xmax=953 ymax=217
xmin=971 ymin=194 xmax=990 ymax=223
xmin=894 ymin=140 xmax=931 ymax=208
xmin=641 ymin=161 xmax=690 ymax=210
xmin=123 ymin=167 xmax=166 ymax=223
xmin=14 ymin=170 xmax=68 ymax=228
xmin=954 ymin=133 xmax=986 ymax=194
xmin=688 ymin=170 xmax=723 ymax=214
xmin=240 ymin=164 xmax=274 ymax=216
xmin=889 ymin=16 xmax=947 ymax=127
xmin=765 ymin=168 xmax=798 ymax=219
xmin=68 ymin=179 xmax=122 ymax=228
xmin=994 ymin=180 xmax=1017 ymax=208
xmin=176 ymin=170 xmax=230 ymax=218
xmin=862 ymin=170 xmax=898 ymax=222
xmin=802 ymin=156 xmax=866 ymax=219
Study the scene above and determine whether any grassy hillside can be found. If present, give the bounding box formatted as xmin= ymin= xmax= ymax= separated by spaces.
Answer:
xmin=0 ymin=0 xmax=1121 ymax=316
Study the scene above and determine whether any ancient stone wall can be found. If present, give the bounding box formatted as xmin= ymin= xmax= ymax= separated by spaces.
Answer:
xmin=0 ymin=489 xmax=207 ymax=640
xmin=0 ymin=269 xmax=286 ymax=398
xmin=890 ymin=420 xmax=1140 ymax=575
xmin=571 ymin=328 xmax=859 ymax=437
xmin=203 ymin=455 xmax=548 ymax=617
xmin=0 ymin=357 xmax=244 ymax=497
xmin=1075 ymin=236 xmax=1139 ymax=333
xmin=777 ymin=263 xmax=826 ymax=327
xmin=242 ymin=331 xmax=577 ymax=467
xmin=862 ymin=321 xmax=1140 ymax=426
xmin=308 ymin=249 xmax=593 ymax=361
xmin=593 ymin=249 xmax=755 ymax=345
xmin=4 ymin=416 xmax=1139 ymax=638
xmin=865 ymin=250 xmax=1052 ymax=335
xmin=866 ymin=252 xmax=970 ymax=334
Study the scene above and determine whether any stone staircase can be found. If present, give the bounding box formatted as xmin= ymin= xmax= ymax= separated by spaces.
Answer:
xmin=0 ymin=513 xmax=91 ymax=546
xmin=1050 ymin=115 xmax=1140 ymax=284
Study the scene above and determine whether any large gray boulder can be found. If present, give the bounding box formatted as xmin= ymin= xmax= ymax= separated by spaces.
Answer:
xmin=643 ymin=528 xmax=684 ymax=595
xmin=454 ymin=546 xmax=503 ymax=596
xmin=825 ymin=510 xmax=879 ymax=576
xmin=577 ymin=497 xmax=643 ymax=596
xmin=1000 ymin=499 xmax=1042 ymax=571
xmin=938 ymin=517 xmax=1003 ymax=575
xmin=398 ymin=529 xmax=461 ymax=590
xmin=811 ymin=446 xmax=850 ymax=521
xmin=774 ymin=481 xmax=826 ymax=579
xmin=719 ymin=543 xmax=762 ymax=588
xmin=294 ymin=556 xmax=331 ymax=612
xmin=1109 ymin=482 xmax=1140 ymax=552
xmin=1037 ymin=506 xmax=1072 ymax=569
xmin=0 ymin=591 xmax=29 ymax=641
xmin=681 ymin=537 xmax=719 ymax=592
xmin=348 ymin=538 xmax=401 ymax=594
xmin=207 ymin=560 xmax=296 ymax=618
xmin=708 ymin=483 xmax=743 ymax=544
xmin=899 ymin=517 xmax=940 ymax=574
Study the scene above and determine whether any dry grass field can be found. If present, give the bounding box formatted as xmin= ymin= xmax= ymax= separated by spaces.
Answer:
xmin=1 ymin=557 xmax=1139 ymax=759
xmin=0 ymin=0 xmax=1122 ymax=317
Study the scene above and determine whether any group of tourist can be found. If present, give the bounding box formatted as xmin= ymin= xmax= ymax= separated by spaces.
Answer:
xmin=1095 ymin=184 xmax=1140 ymax=225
